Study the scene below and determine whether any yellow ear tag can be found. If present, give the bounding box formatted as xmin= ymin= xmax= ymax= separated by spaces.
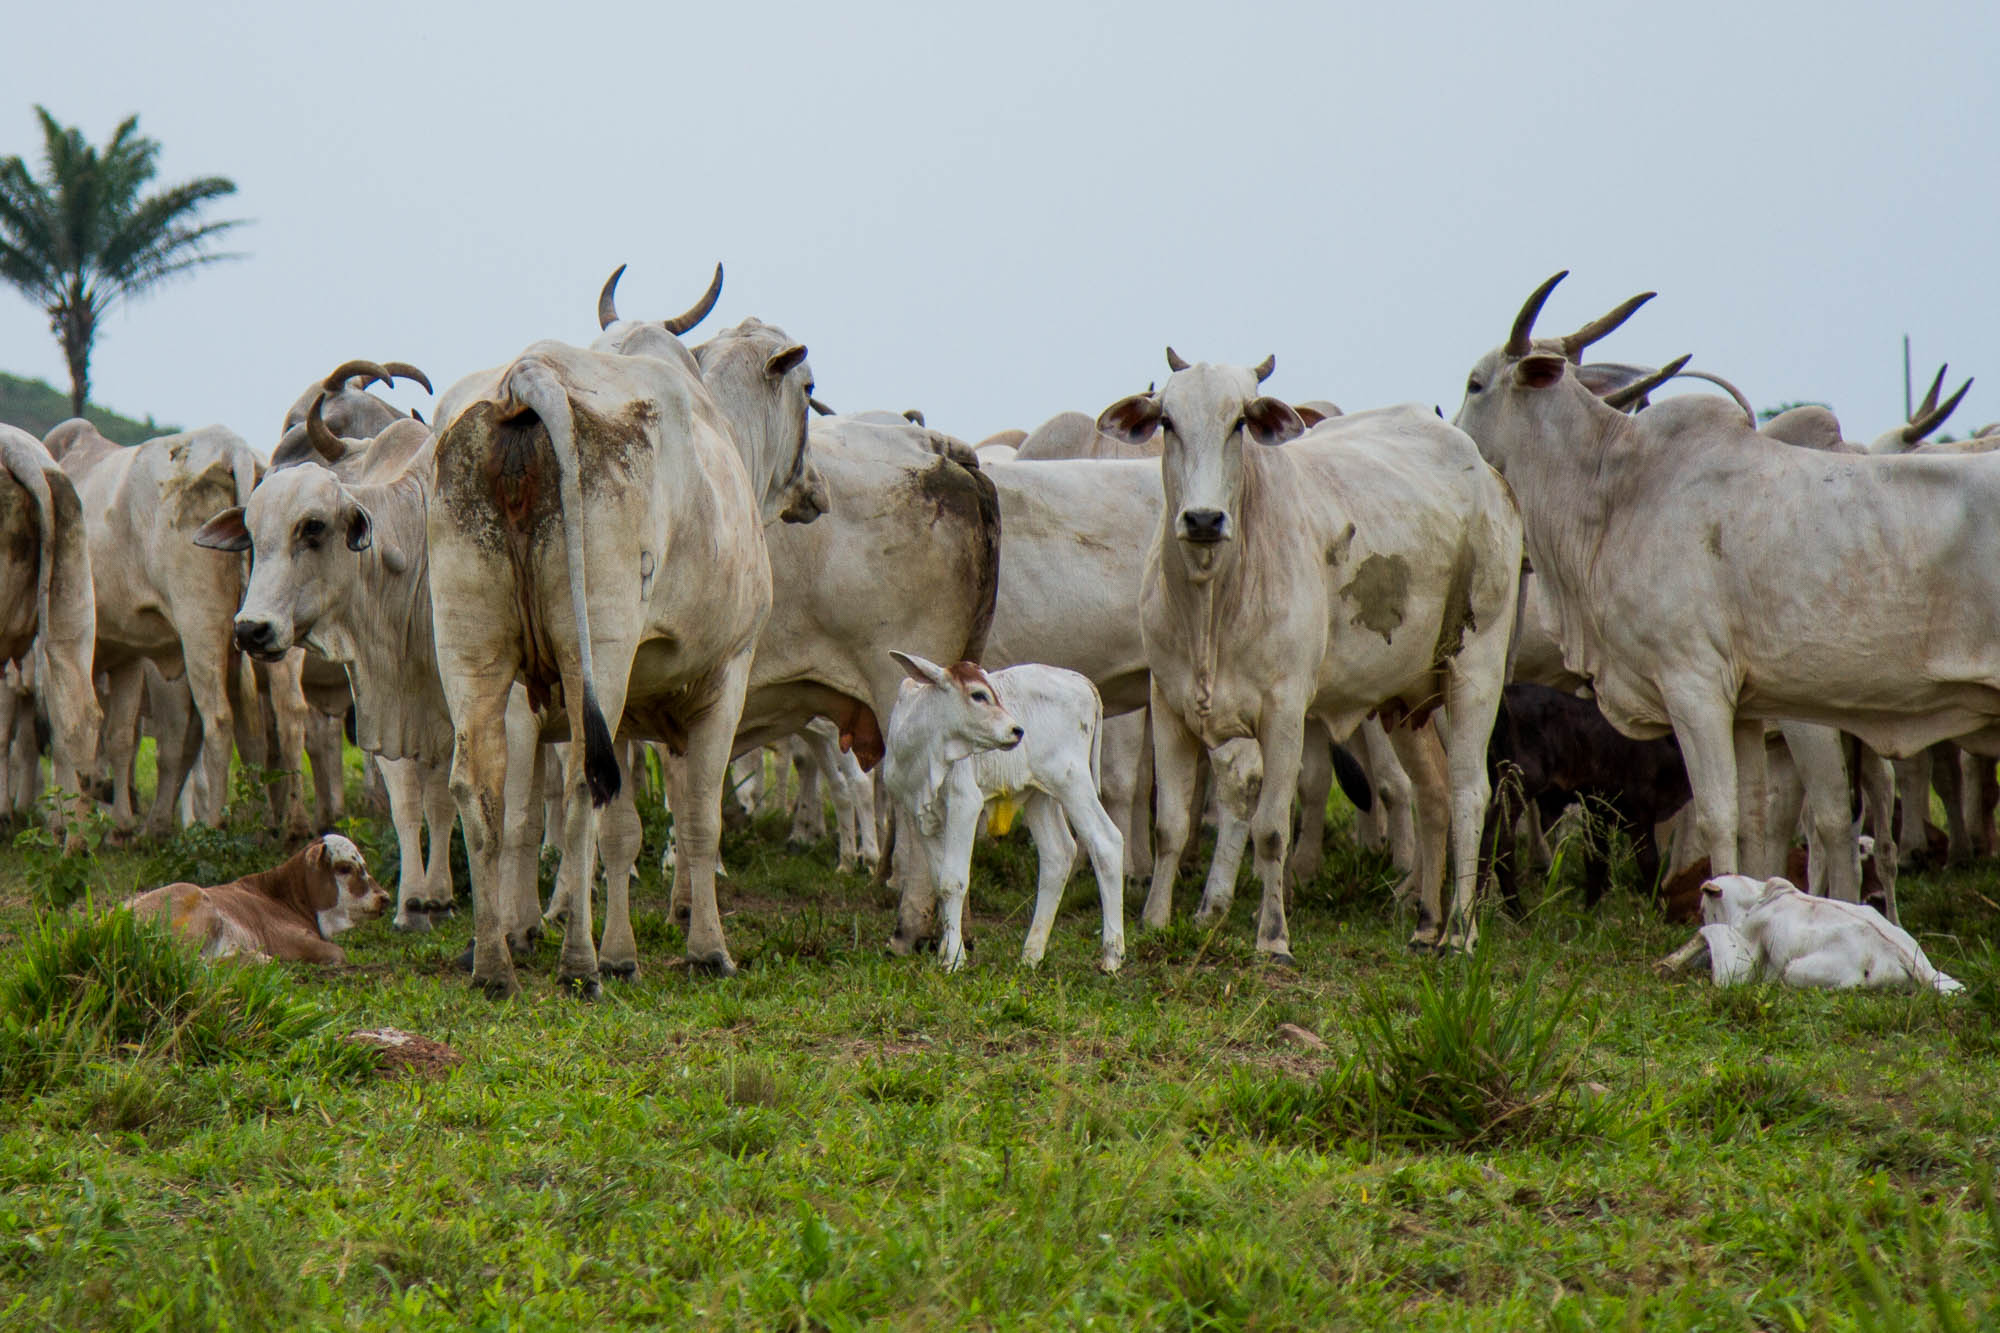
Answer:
xmin=987 ymin=793 xmax=1023 ymax=837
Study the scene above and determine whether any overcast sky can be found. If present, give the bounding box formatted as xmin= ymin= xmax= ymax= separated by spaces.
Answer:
xmin=4 ymin=0 xmax=1995 ymax=449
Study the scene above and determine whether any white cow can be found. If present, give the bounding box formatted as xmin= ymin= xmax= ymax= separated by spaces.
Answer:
xmin=1665 ymin=874 xmax=1962 ymax=993
xmin=1453 ymin=274 xmax=2000 ymax=959
xmin=1098 ymin=350 xmax=1523 ymax=958
xmin=881 ymin=653 xmax=1124 ymax=972
xmin=0 ymin=426 xmax=98 ymax=847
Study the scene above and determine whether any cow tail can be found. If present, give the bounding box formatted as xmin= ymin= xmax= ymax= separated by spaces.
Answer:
xmin=506 ymin=359 xmax=620 ymax=806
xmin=1088 ymin=682 xmax=1103 ymax=794
xmin=1330 ymin=741 xmax=1374 ymax=813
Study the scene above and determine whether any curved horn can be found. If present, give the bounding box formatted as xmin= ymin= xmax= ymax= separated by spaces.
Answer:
xmin=902 ymin=408 xmax=926 ymax=426
xmin=662 ymin=262 xmax=724 ymax=336
xmin=381 ymin=361 xmax=432 ymax=394
xmin=597 ymin=263 xmax=627 ymax=330
xmin=1506 ymin=271 xmax=1569 ymax=358
xmin=1602 ymin=354 xmax=1692 ymax=412
xmin=306 ymin=393 xmax=345 ymax=463
xmin=808 ymin=396 xmax=835 ymax=416
xmin=1904 ymin=377 xmax=1973 ymax=443
xmin=1165 ymin=347 xmax=1190 ymax=373
xmin=322 ymin=359 xmax=390 ymax=392
xmin=1253 ymin=354 xmax=1276 ymax=383
xmin=409 ymin=407 xmax=425 ymax=425
xmin=1560 ymin=291 xmax=1656 ymax=361
xmin=1670 ymin=369 xmax=1756 ymax=427
xmin=1913 ymin=364 xmax=1947 ymax=421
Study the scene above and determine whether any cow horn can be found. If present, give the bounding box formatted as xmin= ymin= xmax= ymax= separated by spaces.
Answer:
xmin=409 ymin=407 xmax=425 ymax=425
xmin=1253 ymin=354 xmax=1276 ymax=383
xmin=306 ymin=393 xmax=344 ymax=463
xmin=662 ymin=262 xmax=724 ymax=336
xmin=1913 ymin=364 xmax=1947 ymax=421
xmin=902 ymin=408 xmax=926 ymax=426
xmin=1506 ymin=271 xmax=1569 ymax=358
xmin=322 ymin=359 xmax=390 ymax=392
xmin=1560 ymin=291 xmax=1656 ymax=361
xmin=381 ymin=361 xmax=432 ymax=394
xmin=1602 ymin=354 xmax=1692 ymax=411
xmin=598 ymin=263 xmax=627 ymax=330
xmin=1670 ymin=369 xmax=1756 ymax=427
xmin=1904 ymin=377 xmax=1973 ymax=443
xmin=1166 ymin=347 xmax=1190 ymax=373
xmin=808 ymin=396 xmax=835 ymax=416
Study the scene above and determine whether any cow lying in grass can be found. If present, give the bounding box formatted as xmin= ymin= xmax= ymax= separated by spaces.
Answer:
xmin=1660 ymin=874 xmax=1962 ymax=993
xmin=127 ymin=833 xmax=389 ymax=964
xmin=881 ymin=652 xmax=1124 ymax=973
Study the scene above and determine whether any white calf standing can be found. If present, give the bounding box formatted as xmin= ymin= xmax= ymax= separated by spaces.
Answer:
xmin=1665 ymin=874 xmax=1962 ymax=993
xmin=881 ymin=652 xmax=1125 ymax=973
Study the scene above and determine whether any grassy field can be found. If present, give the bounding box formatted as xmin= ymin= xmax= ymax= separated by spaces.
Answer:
xmin=3 ymin=755 xmax=1998 ymax=1331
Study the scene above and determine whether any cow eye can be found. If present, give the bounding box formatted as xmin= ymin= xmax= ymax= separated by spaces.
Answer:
xmin=970 ymin=690 xmax=989 ymax=704
xmin=1466 ymin=379 xmax=1484 ymax=395
xmin=299 ymin=518 xmax=325 ymax=544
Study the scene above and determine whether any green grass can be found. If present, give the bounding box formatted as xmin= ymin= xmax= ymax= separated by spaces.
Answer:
xmin=0 ymin=370 xmax=176 ymax=445
xmin=1 ymin=755 xmax=1997 ymax=1329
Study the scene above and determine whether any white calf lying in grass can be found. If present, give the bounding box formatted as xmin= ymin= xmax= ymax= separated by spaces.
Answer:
xmin=1660 ymin=874 xmax=1963 ymax=993
xmin=881 ymin=651 xmax=1124 ymax=972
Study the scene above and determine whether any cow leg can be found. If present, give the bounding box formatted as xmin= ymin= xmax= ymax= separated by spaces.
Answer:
xmin=144 ymin=673 xmax=200 ymax=837
xmin=846 ymin=749 xmax=881 ymax=871
xmin=788 ymin=736 xmax=827 ymax=846
xmin=1440 ymin=649 xmax=1504 ymax=953
xmin=1019 ymin=792 xmax=1077 ymax=969
xmin=305 ymin=709 xmax=346 ymax=826
xmin=1243 ymin=715 xmax=1304 ymax=964
xmin=1734 ymin=720 xmax=1771 ymax=877
xmin=100 ymin=663 xmax=145 ymax=834
xmin=1361 ymin=719 xmax=1420 ymax=903
xmin=420 ymin=761 xmax=459 ymax=914
xmin=1287 ymin=719 xmax=1332 ymax=889
xmin=178 ymin=638 xmax=236 ymax=828
xmin=1783 ymin=723 xmax=1860 ymax=902
xmin=262 ymin=653 xmax=315 ymax=842
xmin=675 ymin=656 xmax=754 ymax=976
xmin=1856 ymin=746 xmax=1900 ymax=924
xmin=1097 ymin=710 xmax=1144 ymax=890
xmin=0 ymin=682 xmax=14 ymax=817
xmin=1654 ymin=696 xmax=1743 ymax=973
xmin=551 ymin=739 xmax=608 ymax=996
xmin=1932 ymin=742 xmax=1969 ymax=864
xmin=1143 ymin=685 xmax=1202 ymax=931
xmin=597 ymin=749 xmax=644 ymax=980
xmin=887 ymin=819 xmax=942 ymax=953
xmin=446 ymin=680 xmax=520 ymax=998
xmin=376 ymin=756 xmax=432 ymax=933
xmin=1194 ymin=797 xmax=1251 ymax=926
xmin=1385 ymin=723 xmax=1450 ymax=950
xmin=500 ymin=701 xmax=548 ymax=951
xmin=1057 ymin=761 xmax=1125 ymax=973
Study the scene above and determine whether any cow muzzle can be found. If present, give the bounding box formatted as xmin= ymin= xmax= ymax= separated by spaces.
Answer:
xmin=1178 ymin=508 xmax=1231 ymax=545
xmin=233 ymin=617 xmax=289 ymax=662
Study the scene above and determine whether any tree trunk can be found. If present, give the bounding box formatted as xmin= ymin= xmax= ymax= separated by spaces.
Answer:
xmin=56 ymin=295 xmax=92 ymax=420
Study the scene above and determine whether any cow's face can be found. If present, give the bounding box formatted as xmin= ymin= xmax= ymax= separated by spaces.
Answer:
xmin=1098 ymin=355 xmax=1302 ymax=582
xmin=310 ymin=832 xmax=391 ymax=935
xmin=889 ymin=650 xmax=1023 ymax=762
xmin=195 ymin=464 xmax=394 ymax=662
xmin=695 ymin=320 xmax=827 ymax=527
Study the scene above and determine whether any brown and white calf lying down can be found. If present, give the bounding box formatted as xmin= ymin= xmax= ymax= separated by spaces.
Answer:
xmin=127 ymin=833 xmax=390 ymax=963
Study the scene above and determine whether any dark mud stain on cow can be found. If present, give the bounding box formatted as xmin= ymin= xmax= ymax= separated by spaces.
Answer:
xmin=897 ymin=457 xmax=1001 ymax=662
xmin=1431 ymin=539 xmax=1479 ymax=667
xmin=1342 ymin=552 xmax=1409 ymax=645
xmin=1704 ymin=522 xmax=1724 ymax=559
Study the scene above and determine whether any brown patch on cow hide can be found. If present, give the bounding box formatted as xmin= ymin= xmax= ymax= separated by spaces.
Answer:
xmin=1431 ymin=539 xmax=1479 ymax=667
xmin=1341 ymin=552 xmax=1409 ymax=645
xmin=898 ymin=457 xmax=1001 ymax=662
xmin=838 ymin=700 xmax=885 ymax=771
xmin=1704 ymin=523 xmax=1724 ymax=560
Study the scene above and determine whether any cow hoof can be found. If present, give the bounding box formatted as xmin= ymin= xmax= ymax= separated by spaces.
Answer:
xmin=1406 ymin=936 xmax=1440 ymax=956
xmin=1099 ymin=952 xmax=1124 ymax=975
xmin=601 ymin=959 xmax=639 ymax=981
xmin=392 ymin=912 xmax=432 ymax=935
xmin=473 ymin=973 xmax=520 ymax=1000
xmin=1260 ymin=950 xmax=1298 ymax=969
xmin=885 ymin=933 xmax=917 ymax=957
xmin=560 ymin=972 xmax=603 ymax=1001
xmin=688 ymin=952 xmax=737 ymax=979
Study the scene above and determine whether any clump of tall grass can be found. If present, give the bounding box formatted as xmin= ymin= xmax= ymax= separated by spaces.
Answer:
xmin=0 ymin=902 xmax=364 ymax=1095
xmin=1213 ymin=946 xmax=1619 ymax=1152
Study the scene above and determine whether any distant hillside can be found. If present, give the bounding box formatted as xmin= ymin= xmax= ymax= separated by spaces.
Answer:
xmin=0 ymin=371 xmax=177 ymax=445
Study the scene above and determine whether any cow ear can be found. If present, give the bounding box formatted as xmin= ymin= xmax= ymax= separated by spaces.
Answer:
xmin=1097 ymin=394 xmax=1161 ymax=445
xmin=1514 ymin=354 xmax=1567 ymax=389
xmin=305 ymin=841 xmax=338 ymax=912
xmin=1244 ymin=397 xmax=1305 ymax=446
xmin=1294 ymin=404 xmax=1330 ymax=428
xmin=194 ymin=507 xmax=251 ymax=552
xmin=765 ymin=344 xmax=808 ymax=379
xmin=345 ymin=503 xmax=374 ymax=552
xmin=889 ymin=650 xmax=950 ymax=688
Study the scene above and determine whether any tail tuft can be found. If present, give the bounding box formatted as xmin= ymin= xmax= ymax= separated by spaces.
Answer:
xmin=1330 ymin=742 xmax=1373 ymax=813
xmin=582 ymin=692 xmax=620 ymax=807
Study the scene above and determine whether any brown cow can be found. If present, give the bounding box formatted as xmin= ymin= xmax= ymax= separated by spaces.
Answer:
xmin=128 ymin=833 xmax=389 ymax=963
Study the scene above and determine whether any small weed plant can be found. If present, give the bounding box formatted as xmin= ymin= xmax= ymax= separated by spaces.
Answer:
xmin=10 ymin=789 xmax=112 ymax=910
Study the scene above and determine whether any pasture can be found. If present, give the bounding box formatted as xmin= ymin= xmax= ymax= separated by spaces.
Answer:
xmin=2 ymin=756 xmax=1997 ymax=1331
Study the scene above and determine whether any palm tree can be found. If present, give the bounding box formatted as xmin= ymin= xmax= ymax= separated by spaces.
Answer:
xmin=0 ymin=107 xmax=244 ymax=419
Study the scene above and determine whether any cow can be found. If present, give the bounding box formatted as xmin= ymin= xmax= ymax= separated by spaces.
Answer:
xmin=54 ymin=420 xmax=312 ymax=836
xmin=1452 ymin=273 xmax=2000 ymax=964
xmin=1097 ymin=350 xmax=1523 ymax=958
xmin=881 ymin=653 xmax=1124 ymax=972
xmin=1663 ymin=874 xmax=1962 ymax=993
xmin=275 ymin=359 xmax=433 ymax=470
xmin=0 ymin=426 xmax=98 ymax=847
xmin=127 ymin=832 xmax=390 ymax=964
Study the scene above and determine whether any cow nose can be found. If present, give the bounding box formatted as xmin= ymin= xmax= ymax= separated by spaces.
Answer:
xmin=1180 ymin=509 xmax=1229 ymax=544
xmin=1009 ymin=725 xmax=1025 ymax=743
xmin=234 ymin=618 xmax=278 ymax=655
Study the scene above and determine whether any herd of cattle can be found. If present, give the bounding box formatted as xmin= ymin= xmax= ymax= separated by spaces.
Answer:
xmin=3 ymin=267 xmax=1996 ymax=997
